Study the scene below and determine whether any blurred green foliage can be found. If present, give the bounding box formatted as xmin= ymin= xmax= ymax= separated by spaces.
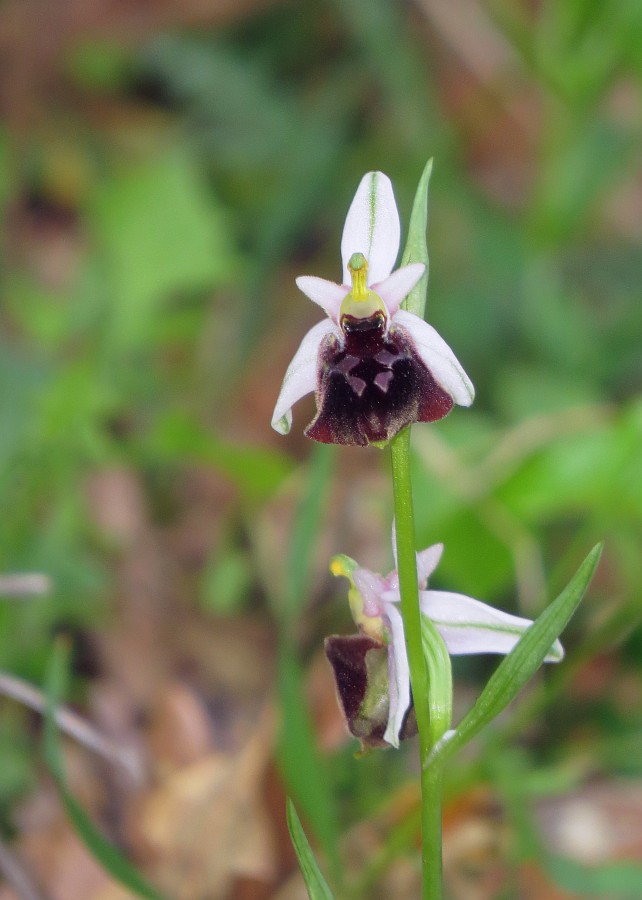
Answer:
xmin=0 ymin=0 xmax=641 ymax=893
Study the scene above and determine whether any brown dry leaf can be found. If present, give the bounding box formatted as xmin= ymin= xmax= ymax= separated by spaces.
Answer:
xmin=91 ymin=885 xmax=138 ymax=900
xmin=145 ymin=681 xmax=216 ymax=777
xmin=133 ymin=705 xmax=277 ymax=899
xmin=270 ymin=871 xmax=308 ymax=900
xmin=537 ymin=779 xmax=642 ymax=864
xmin=516 ymin=861 xmax=577 ymax=900
xmin=86 ymin=469 xmax=148 ymax=548
xmin=87 ymin=463 xmax=273 ymax=746
xmin=442 ymin=789 xmax=508 ymax=900
xmin=7 ymin=818 xmax=128 ymax=900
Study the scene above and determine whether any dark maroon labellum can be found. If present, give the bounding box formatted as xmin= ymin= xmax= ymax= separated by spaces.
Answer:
xmin=325 ymin=633 xmax=417 ymax=749
xmin=306 ymin=314 xmax=453 ymax=446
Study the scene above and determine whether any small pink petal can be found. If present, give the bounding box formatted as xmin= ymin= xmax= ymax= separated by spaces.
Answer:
xmin=295 ymin=276 xmax=349 ymax=324
xmin=353 ymin=568 xmax=388 ymax=618
xmin=416 ymin=544 xmax=443 ymax=589
xmin=386 ymin=522 xmax=441 ymax=592
xmin=271 ymin=319 xmax=339 ymax=434
xmin=373 ymin=263 xmax=425 ymax=317
xmin=393 ymin=309 xmax=475 ymax=407
xmin=341 ymin=172 xmax=400 ymax=286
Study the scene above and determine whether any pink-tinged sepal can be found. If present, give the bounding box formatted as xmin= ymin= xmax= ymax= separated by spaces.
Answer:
xmin=271 ymin=319 xmax=340 ymax=435
xmin=340 ymin=172 xmax=400 ymax=286
xmin=386 ymin=540 xmax=443 ymax=594
xmin=393 ymin=310 xmax=474 ymax=408
xmin=383 ymin=604 xmax=412 ymax=748
xmin=419 ymin=591 xmax=564 ymax=661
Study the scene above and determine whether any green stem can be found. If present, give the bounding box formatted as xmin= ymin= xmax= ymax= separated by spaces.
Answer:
xmin=390 ymin=427 xmax=443 ymax=899
xmin=390 ymin=428 xmax=430 ymax=751
xmin=422 ymin=764 xmax=443 ymax=900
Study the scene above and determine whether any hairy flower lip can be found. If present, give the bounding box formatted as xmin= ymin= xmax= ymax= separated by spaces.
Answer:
xmin=324 ymin=634 xmax=417 ymax=750
xmin=328 ymin=537 xmax=564 ymax=748
xmin=271 ymin=171 xmax=474 ymax=443
xmin=304 ymin=323 xmax=454 ymax=446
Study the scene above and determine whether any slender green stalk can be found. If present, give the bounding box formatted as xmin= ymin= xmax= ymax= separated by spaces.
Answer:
xmin=390 ymin=428 xmax=430 ymax=747
xmin=422 ymin=764 xmax=443 ymax=900
xmin=390 ymin=426 xmax=443 ymax=899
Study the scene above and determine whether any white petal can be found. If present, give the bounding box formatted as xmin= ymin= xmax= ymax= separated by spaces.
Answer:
xmin=373 ymin=263 xmax=425 ymax=317
xmin=383 ymin=604 xmax=411 ymax=748
xmin=296 ymin=276 xmax=349 ymax=324
xmin=420 ymin=591 xmax=564 ymax=662
xmin=393 ymin=309 xmax=475 ymax=407
xmin=352 ymin=567 xmax=387 ymax=618
xmin=341 ymin=172 xmax=400 ymax=286
xmin=271 ymin=319 xmax=339 ymax=434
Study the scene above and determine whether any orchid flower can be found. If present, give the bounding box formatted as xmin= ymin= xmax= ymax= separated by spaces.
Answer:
xmin=325 ymin=541 xmax=564 ymax=749
xmin=271 ymin=172 xmax=474 ymax=446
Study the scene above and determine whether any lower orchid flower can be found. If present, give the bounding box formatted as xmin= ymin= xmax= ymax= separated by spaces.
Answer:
xmin=325 ymin=540 xmax=564 ymax=749
xmin=271 ymin=171 xmax=474 ymax=446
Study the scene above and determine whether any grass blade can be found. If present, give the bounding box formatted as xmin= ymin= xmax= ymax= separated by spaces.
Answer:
xmin=400 ymin=158 xmax=432 ymax=319
xmin=286 ymin=798 xmax=335 ymax=900
xmin=44 ymin=639 xmax=164 ymax=900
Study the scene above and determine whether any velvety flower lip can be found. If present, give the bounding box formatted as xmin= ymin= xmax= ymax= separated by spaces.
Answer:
xmin=326 ymin=539 xmax=564 ymax=749
xmin=271 ymin=171 xmax=474 ymax=444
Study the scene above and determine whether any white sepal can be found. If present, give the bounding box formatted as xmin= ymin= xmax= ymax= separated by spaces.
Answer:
xmin=393 ymin=309 xmax=475 ymax=407
xmin=420 ymin=590 xmax=564 ymax=662
xmin=271 ymin=319 xmax=339 ymax=434
xmin=383 ymin=604 xmax=411 ymax=748
xmin=341 ymin=172 xmax=400 ymax=287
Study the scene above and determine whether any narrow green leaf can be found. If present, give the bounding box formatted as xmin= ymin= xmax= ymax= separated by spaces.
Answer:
xmin=277 ymin=651 xmax=339 ymax=877
xmin=431 ymin=544 xmax=602 ymax=765
xmin=44 ymin=640 xmax=164 ymax=900
xmin=286 ymin=798 xmax=335 ymax=900
xmin=400 ymin=158 xmax=432 ymax=318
